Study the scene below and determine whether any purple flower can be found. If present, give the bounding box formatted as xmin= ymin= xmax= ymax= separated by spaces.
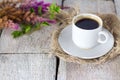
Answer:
xmin=20 ymin=0 xmax=51 ymax=14
xmin=45 ymin=19 xmax=56 ymax=24
xmin=32 ymin=16 xmax=56 ymax=24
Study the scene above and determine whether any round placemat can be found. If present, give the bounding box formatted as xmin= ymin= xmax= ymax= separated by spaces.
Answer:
xmin=51 ymin=13 xmax=120 ymax=64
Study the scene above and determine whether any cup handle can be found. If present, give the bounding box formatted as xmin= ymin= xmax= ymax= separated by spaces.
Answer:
xmin=97 ymin=31 xmax=109 ymax=44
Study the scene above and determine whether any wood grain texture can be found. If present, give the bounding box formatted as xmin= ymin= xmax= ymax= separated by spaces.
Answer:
xmin=0 ymin=25 xmax=58 ymax=53
xmin=97 ymin=0 xmax=115 ymax=14
xmin=114 ymin=0 xmax=120 ymax=16
xmin=58 ymin=58 xmax=120 ymax=80
xmin=63 ymin=0 xmax=115 ymax=13
xmin=58 ymin=0 xmax=120 ymax=80
xmin=0 ymin=54 xmax=56 ymax=80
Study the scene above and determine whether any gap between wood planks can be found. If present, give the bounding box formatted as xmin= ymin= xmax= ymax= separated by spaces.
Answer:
xmin=0 ymin=30 xmax=2 ymax=37
xmin=113 ymin=0 xmax=117 ymax=14
xmin=55 ymin=57 xmax=60 ymax=80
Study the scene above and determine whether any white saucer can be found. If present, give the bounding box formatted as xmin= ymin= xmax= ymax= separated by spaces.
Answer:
xmin=58 ymin=25 xmax=114 ymax=59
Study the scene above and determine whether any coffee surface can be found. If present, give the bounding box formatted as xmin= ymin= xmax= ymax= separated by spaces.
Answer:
xmin=75 ymin=18 xmax=99 ymax=30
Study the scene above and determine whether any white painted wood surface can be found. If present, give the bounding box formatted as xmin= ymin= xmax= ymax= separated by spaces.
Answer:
xmin=0 ymin=25 xmax=57 ymax=53
xmin=58 ymin=0 xmax=120 ymax=80
xmin=0 ymin=0 xmax=120 ymax=80
xmin=0 ymin=54 xmax=56 ymax=80
xmin=97 ymin=0 xmax=115 ymax=14
xmin=114 ymin=0 xmax=120 ymax=16
xmin=64 ymin=0 xmax=115 ymax=14
xmin=58 ymin=58 xmax=120 ymax=80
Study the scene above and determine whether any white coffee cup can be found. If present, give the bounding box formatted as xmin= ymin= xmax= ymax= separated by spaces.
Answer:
xmin=72 ymin=13 xmax=109 ymax=49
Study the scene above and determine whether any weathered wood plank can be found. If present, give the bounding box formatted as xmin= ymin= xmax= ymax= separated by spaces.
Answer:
xmin=64 ymin=0 xmax=98 ymax=13
xmin=0 ymin=0 xmax=61 ymax=53
xmin=64 ymin=0 xmax=115 ymax=13
xmin=0 ymin=25 xmax=58 ymax=53
xmin=58 ymin=59 xmax=120 ymax=80
xmin=97 ymin=0 xmax=115 ymax=14
xmin=114 ymin=0 xmax=120 ymax=16
xmin=0 ymin=54 xmax=56 ymax=80
xmin=58 ymin=0 xmax=120 ymax=80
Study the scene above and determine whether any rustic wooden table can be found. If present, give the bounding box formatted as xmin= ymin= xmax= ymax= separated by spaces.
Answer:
xmin=0 ymin=0 xmax=120 ymax=80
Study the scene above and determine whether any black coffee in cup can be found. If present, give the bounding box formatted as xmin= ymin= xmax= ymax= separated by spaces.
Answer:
xmin=75 ymin=18 xmax=99 ymax=30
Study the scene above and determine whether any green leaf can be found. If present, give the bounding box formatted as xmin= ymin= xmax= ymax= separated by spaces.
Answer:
xmin=25 ymin=25 xmax=31 ymax=33
xmin=48 ymin=3 xmax=60 ymax=19
xmin=49 ymin=4 xmax=55 ymax=13
xmin=41 ymin=22 xmax=50 ymax=26
xmin=35 ymin=23 xmax=41 ymax=28
xmin=12 ymin=31 xmax=23 ymax=38
xmin=34 ymin=22 xmax=49 ymax=28
xmin=55 ymin=6 xmax=60 ymax=13
xmin=38 ymin=6 xmax=42 ymax=16
xmin=30 ymin=8 xmax=35 ymax=13
xmin=49 ymin=13 xmax=54 ymax=19
xmin=19 ymin=23 xmax=32 ymax=33
xmin=49 ymin=4 xmax=60 ymax=12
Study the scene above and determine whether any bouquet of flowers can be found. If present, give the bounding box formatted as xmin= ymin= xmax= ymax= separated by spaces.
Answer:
xmin=0 ymin=0 xmax=60 ymax=38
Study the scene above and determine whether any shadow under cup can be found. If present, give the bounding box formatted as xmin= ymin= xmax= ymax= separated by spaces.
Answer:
xmin=72 ymin=14 xmax=103 ymax=49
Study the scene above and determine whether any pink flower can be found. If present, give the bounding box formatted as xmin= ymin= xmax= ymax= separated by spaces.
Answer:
xmin=7 ymin=20 xmax=20 ymax=30
xmin=11 ymin=24 xmax=20 ymax=30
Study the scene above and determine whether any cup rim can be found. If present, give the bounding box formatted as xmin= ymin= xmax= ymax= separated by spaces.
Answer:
xmin=72 ymin=13 xmax=103 ymax=31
